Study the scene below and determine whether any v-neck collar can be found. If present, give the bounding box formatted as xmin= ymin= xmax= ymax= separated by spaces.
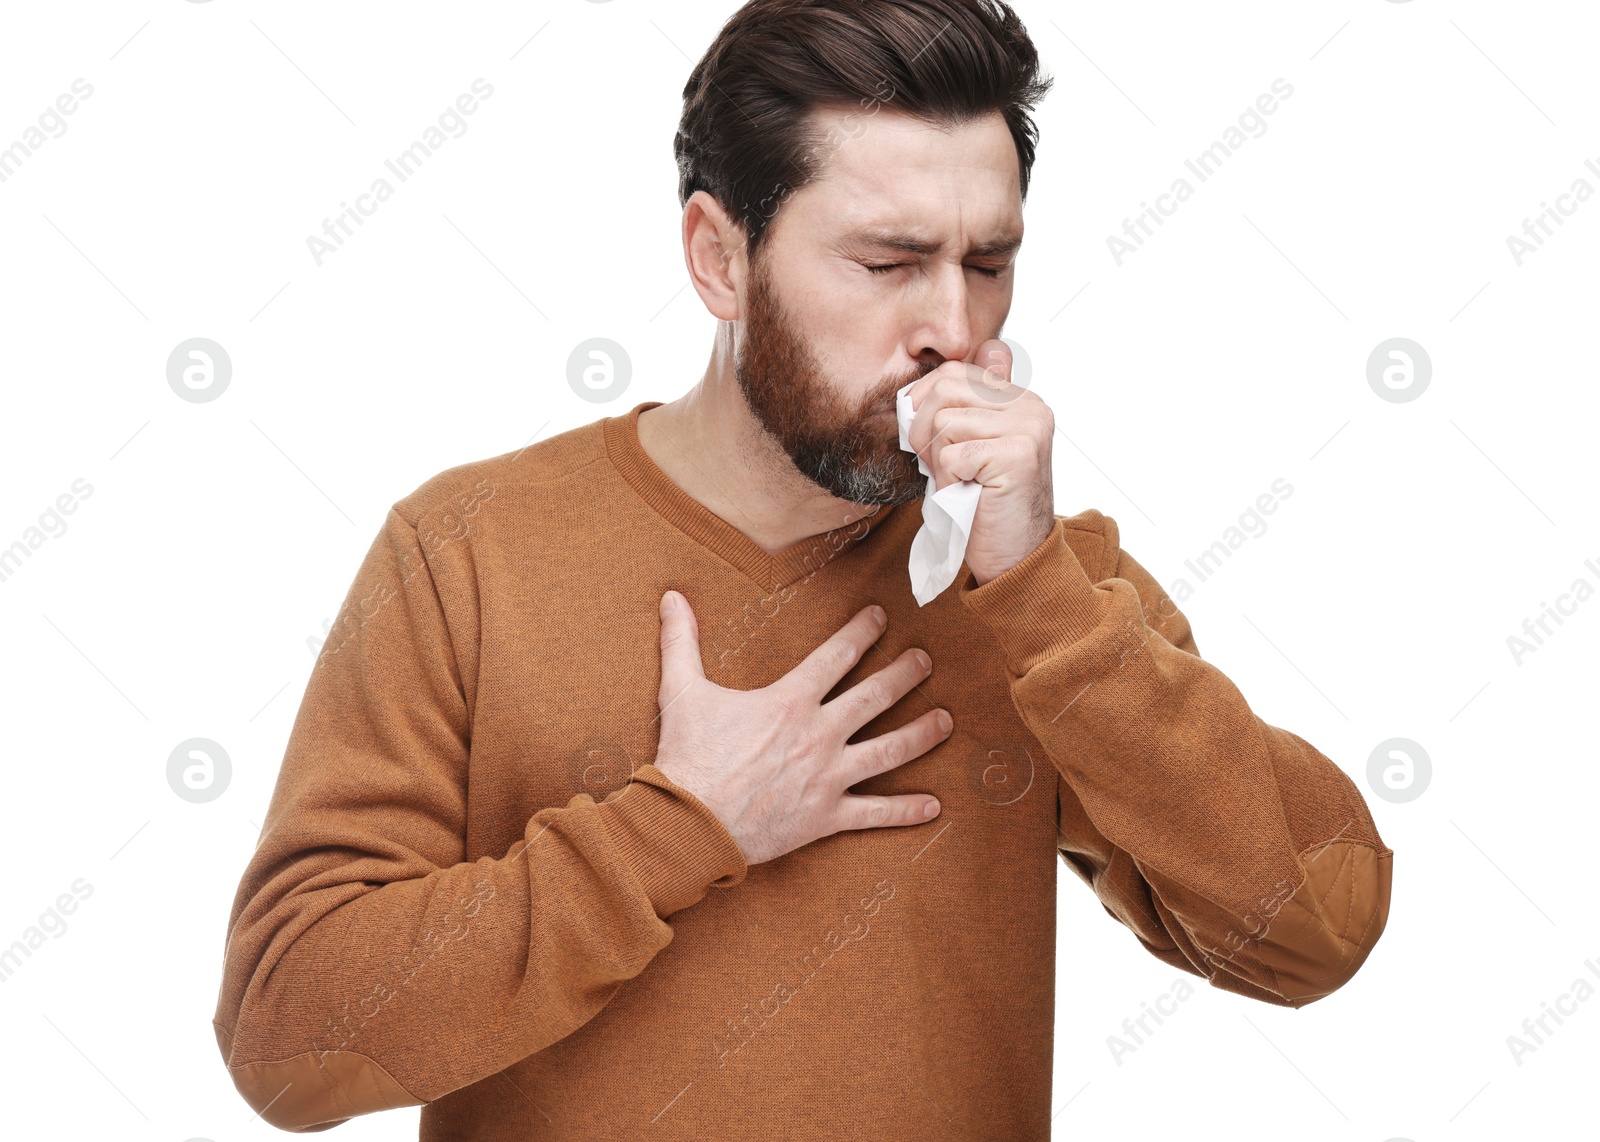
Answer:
xmin=602 ymin=400 xmax=906 ymax=592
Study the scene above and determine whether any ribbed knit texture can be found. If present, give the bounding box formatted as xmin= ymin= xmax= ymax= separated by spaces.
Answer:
xmin=212 ymin=401 xmax=1392 ymax=1140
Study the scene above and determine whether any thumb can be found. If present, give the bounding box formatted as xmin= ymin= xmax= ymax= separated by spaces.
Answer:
xmin=976 ymin=338 xmax=1012 ymax=386
xmin=658 ymin=590 xmax=704 ymax=704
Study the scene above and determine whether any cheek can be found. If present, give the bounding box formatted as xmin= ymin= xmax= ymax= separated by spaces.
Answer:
xmin=808 ymin=326 xmax=883 ymax=384
xmin=800 ymin=281 xmax=909 ymax=391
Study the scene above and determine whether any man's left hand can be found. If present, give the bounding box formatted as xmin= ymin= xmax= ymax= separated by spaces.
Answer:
xmin=901 ymin=338 xmax=1056 ymax=587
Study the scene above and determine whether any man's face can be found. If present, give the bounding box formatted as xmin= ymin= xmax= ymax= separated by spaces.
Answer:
xmin=732 ymin=104 xmax=1023 ymax=507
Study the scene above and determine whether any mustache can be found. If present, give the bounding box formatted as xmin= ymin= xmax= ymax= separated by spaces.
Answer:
xmin=863 ymin=363 xmax=935 ymax=418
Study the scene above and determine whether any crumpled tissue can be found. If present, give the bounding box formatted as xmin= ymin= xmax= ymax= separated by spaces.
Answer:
xmin=896 ymin=381 xmax=983 ymax=607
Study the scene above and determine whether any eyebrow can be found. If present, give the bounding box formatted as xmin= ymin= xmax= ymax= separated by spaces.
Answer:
xmin=843 ymin=227 xmax=1024 ymax=259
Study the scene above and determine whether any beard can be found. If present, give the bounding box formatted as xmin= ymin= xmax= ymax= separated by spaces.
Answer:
xmin=734 ymin=247 xmax=931 ymax=507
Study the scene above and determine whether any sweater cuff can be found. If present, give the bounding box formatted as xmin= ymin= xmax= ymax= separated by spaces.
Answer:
xmin=596 ymin=764 xmax=748 ymax=918
xmin=959 ymin=518 xmax=1113 ymax=676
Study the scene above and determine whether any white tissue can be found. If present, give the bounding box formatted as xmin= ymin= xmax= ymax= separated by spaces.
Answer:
xmin=896 ymin=382 xmax=984 ymax=606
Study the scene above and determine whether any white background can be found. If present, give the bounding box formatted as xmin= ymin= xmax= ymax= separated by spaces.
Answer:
xmin=0 ymin=1 xmax=1595 ymax=1138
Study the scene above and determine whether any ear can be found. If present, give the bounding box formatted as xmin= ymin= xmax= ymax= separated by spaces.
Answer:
xmin=683 ymin=190 xmax=748 ymax=322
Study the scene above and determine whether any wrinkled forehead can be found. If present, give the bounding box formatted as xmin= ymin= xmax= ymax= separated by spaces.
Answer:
xmin=790 ymin=104 xmax=1024 ymax=245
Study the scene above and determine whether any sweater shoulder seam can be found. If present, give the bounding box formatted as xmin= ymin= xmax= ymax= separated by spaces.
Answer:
xmin=394 ymin=450 xmax=610 ymax=530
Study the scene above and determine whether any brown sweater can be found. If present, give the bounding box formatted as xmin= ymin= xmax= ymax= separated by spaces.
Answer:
xmin=212 ymin=400 xmax=1393 ymax=1139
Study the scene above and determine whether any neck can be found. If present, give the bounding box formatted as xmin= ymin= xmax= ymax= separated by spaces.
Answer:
xmin=637 ymin=349 xmax=883 ymax=557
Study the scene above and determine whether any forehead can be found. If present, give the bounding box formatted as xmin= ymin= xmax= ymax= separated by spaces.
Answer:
xmin=785 ymin=103 xmax=1023 ymax=242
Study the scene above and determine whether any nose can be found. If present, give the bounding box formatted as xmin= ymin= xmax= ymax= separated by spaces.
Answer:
xmin=909 ymin=262 xmax=977 ymax=366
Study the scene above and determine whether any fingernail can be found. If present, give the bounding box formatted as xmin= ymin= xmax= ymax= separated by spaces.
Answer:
xmin=937 ymin=709 xmax=952 ymax=733
xmin=913 ymin=649 xmax=931 ymax=671
xmin=924 ymin=800 xmax=940 ymax=818
xmin=870 ymin=605 xmax=886 ymax=625
xmin=661 ymin=591 xmax=677 ymax=614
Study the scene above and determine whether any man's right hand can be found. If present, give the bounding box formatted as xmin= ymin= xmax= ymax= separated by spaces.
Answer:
xmin=650 ymin=590 xmax=951 ymax=866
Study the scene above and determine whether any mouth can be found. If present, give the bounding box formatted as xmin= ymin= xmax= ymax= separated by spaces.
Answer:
xmin=878 ymin=408 xmax=902 ymax=439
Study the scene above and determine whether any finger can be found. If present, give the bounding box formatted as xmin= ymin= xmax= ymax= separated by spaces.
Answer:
xmin=921 ymin=404 xmax=1012 ymax=447
xmin=832 ymin=791 xmax=942 ymax=833
xmin=901 ymin=340 xmax=1006 ymax=413
xmin=911 ymin=367 xmax=1036 ymax=456
xmin=906 ymin=364 xmax=996 ymax=460
xmin=975 ymin=338 xmax=1012 ymax=385
xmin=657 ymin=590 xmax=704 ymax=706
xmin=935 ymin=434 xmax=1038 ymax=488
xmin=921 ymin=404 xmax=1030 ymax=479
xmin=781 ymin=604 xmax=886 ymax=702
xmin=840 ymin=707 xmax=953 ymax=786
xmin=822 ymin=646 xmax=932 ymax=736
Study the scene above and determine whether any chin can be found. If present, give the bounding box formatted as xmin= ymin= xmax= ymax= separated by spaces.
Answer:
xmin=877 ymin=480 xmax=929 ymax=507
xmin=828 ymin=475 xmax=927 ymax=508
xmin=792 ymin=439 xmax=926 ymax=507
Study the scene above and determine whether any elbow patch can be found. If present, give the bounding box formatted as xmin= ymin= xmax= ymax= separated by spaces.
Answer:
xmin=1251 ymin=841 xmax=1393 ymax=1008
xmin=216 ymin=1022 xmax=424 ymax=1132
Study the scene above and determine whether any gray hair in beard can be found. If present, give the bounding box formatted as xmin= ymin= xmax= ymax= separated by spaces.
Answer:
xmin=797 ymin=417 xmax=927 ymax=505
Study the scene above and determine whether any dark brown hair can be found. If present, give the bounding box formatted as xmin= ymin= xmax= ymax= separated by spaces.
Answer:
xmin=674 ymin=0 xmax=1052 ymax=263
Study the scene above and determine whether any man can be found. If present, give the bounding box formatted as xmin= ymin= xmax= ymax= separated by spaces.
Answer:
xmin=213 ymin=1 xmax=1392 ymax=1137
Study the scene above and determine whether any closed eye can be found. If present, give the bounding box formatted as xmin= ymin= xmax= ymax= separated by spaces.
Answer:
xmin=864 ymin=263 xmax=1005 ymax=278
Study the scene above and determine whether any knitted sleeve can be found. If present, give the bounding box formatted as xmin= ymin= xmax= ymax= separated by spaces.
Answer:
xmin=959 ymin=510 xmax=1392 ymax=1008
xmin=211 ymin=501 xmax=746 ymax=1131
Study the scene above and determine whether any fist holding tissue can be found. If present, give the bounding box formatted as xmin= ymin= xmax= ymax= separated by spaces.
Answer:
xmin=896 ymin=338 xmax=1057 ymax=604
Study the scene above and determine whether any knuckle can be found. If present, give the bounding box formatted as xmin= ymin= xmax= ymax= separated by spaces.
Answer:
xmin=762 ymin=684 xmax=796 ymax=720
xmin=775 ymin=688 xmax=807 ymax=724
xmin=915 ymin=727 xmax=941 ymax=757
xmin=833 ymin=638 xmax=859 ymax=671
